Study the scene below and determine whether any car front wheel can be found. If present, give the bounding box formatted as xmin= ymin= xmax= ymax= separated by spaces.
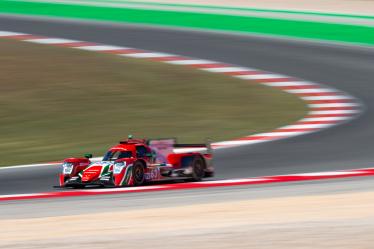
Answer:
xmin=132 ymin=161 xmax=145 ymax=186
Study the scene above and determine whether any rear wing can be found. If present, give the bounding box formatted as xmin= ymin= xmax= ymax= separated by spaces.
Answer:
xmin=147 ymin=138 xmax=212 ymax=163
xmin=173 ymin=143 xmax=212 ymax=154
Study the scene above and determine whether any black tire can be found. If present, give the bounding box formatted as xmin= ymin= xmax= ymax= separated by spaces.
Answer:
xmin=191 ymin=157 xmax=205 ymax=181
xmin=132 ymin=161 xmax=145 ymax=186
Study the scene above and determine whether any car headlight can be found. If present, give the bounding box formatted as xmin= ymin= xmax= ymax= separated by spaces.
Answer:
xmin=62 ymin=162 xmax=74 ymax=174
xmin=113 ymin=161 xmax=126 ymax=174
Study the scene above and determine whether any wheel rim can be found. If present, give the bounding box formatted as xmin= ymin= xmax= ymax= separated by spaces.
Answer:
xmin=134 ymin=165 xmax=144 ymax=183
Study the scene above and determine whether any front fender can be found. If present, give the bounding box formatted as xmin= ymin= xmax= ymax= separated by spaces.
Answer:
xmin=59 ymin=158 xmax=89 ymax=187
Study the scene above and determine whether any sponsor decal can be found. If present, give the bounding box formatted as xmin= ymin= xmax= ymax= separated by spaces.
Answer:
xmin=145 ymin=168 xmax=160 ymax=180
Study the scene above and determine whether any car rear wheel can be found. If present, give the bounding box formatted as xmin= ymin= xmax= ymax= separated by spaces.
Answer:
xmin=132 ymin=161 xmax=145 ymax=186
xmin=191 ymin=157 xmax=205 ymax=181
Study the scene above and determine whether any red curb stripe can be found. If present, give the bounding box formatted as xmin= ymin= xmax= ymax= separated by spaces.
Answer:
xmin=277 ymin=85 xmax=320 ymax=90
xmin=311 ymin=107 xmax=358 ymax=111
xmin=255 ymin=77 xmax=296 ymax=83
xmin=55 ymin=42 xmax=98 ymax=47
xmin=296 ymin=92 xmax=340 ymax=97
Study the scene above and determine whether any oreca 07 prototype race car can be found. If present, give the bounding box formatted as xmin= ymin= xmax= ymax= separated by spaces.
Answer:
xmin=59 ymin=136 xmax=214 ymax=188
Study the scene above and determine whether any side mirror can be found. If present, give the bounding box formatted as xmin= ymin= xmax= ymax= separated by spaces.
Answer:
xmin=84 ymin=153 xmax=93 ymax=159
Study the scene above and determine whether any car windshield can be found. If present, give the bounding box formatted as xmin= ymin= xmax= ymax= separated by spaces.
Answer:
xmin=103 ymin=150 xmax=133 ymax=161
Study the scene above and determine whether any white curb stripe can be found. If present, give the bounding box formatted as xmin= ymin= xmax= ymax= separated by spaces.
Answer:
xmin=302 ymin=95 xmax=353 ymax=101
xmin=263 ymin=81 xmax=315 ymax=87
xmin=236 ymin=73 xmax=287 ymax=80
xmin=25 ymin=38 xmax=81 ymax=44
xmin=286 ymin=88 xmax=338 ymax=94
xmin=166 ymin=59 xmax=216 ymax=65
xmin=77 ymin=45 xmax=130 ymax=51
xmin=309 ymin=110 xmax=359 ymax=115
xmin=0 ymin=31 xmax=26 ymax=36
xmin=301 ymin=116 xmax=351 ymax=122
xmin=309 ymin=103 xmax=360 ymax=108
xmin=202 ymin=66 xmax=254 ymax=72
xmin=124 ymin=52 xmax=175 ymax=58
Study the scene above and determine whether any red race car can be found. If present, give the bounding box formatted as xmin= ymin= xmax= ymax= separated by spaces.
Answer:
xmin=59 ymin=136 xmax=214 ymax=188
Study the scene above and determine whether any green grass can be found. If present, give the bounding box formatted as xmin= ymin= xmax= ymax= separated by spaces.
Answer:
xmin=0 ymin=39 xmax=307 ymax=166
xmin=1 ymin=0 xmax=374 ymax=46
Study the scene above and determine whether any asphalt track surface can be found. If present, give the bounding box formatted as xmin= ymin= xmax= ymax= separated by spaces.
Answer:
xmin=0 ymin=15 xmax=374 ymax=195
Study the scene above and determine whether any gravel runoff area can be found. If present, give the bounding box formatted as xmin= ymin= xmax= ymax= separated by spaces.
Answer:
xmin=1 ymin=177 xmax=374 ymax=249
xmin=136 ymin=0 xmax=374 ymax=15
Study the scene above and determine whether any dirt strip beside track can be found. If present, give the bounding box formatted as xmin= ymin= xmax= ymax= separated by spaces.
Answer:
xmin=2 ymin=190 xmax=374 ymax=248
